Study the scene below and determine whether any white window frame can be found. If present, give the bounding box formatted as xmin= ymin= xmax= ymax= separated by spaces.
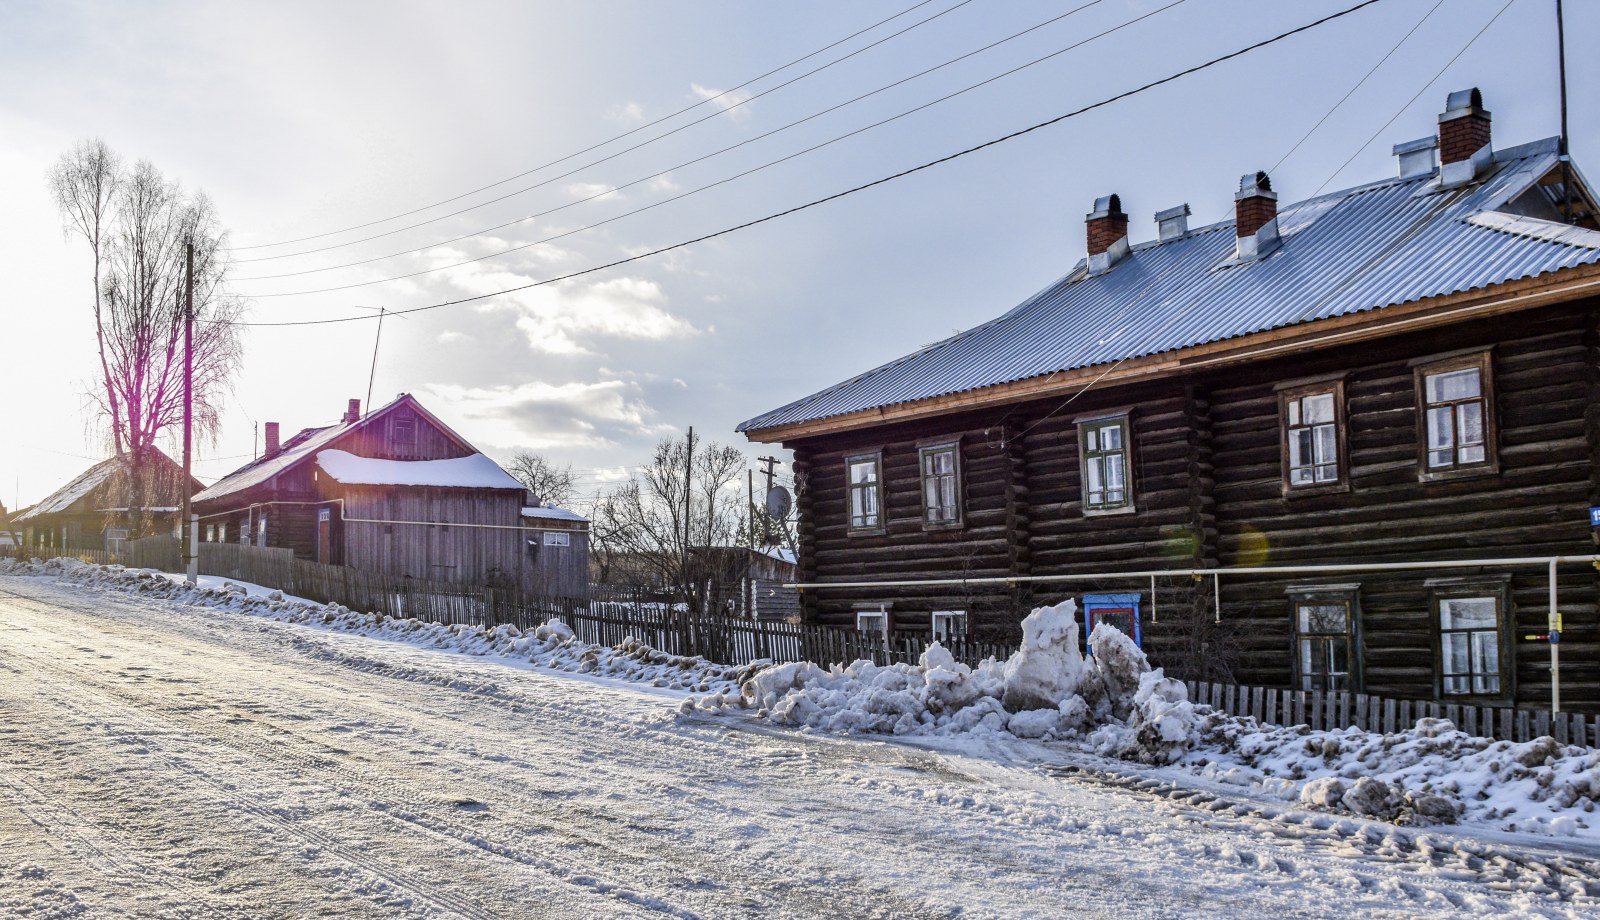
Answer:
xmin=543 ymin=531 xmax=571 ymax=547
xmin=931 ymin=610 xmax=967 ymax=643
xmin=104 ymin=528 xmax=129 ymax=555
xmin=855 ymin=605 xmax=890 ymax=650
xmin=1413 ymin=350 xmax=1497 ymax=479
xmin=256 ymin=513 xmax=268 ymax=547
xmin=1430 ymin=578 xmax=1512 ymax=701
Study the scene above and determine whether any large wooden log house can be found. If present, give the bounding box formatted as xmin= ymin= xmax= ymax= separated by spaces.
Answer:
xmin=738 ymin=88 xmax=1600 ymax=712
xmin=191 ymin=394 xmax=590 ymax=598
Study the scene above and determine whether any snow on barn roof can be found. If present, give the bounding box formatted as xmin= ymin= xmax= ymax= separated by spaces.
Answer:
xmin=738 ymin=137 xmax=1600 ymax=435
xmin=12 ymin=457 xmax=122 ymax=522
xmin=315 ymin=450 xmax=525 ymax=491
xmin=191 ymin=421 xmax=349 ymax=504
xmin=521 ymin=506 xmax=589 ymax=523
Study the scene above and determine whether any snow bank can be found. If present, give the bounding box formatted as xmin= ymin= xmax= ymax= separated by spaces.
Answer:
xmin=1188 ymin=711 xmax=1600 ymax=838
xmin=691 ymin=598 xmax=1198 ymax=765
xmin=0 ymin=557 xmax=752 ymax=695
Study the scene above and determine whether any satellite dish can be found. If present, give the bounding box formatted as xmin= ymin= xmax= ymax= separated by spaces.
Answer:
xmin=764 ymin=485 xmax=792 ymax=520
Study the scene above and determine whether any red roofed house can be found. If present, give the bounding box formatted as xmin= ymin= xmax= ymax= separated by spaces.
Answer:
xmin=191 ymin=394 xmax=589 ymax=598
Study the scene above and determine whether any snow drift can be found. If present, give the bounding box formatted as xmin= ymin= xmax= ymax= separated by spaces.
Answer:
xmin=691 ymin=598 xmax=1199 ymax=765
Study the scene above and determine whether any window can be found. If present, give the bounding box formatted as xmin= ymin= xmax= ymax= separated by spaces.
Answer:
xmin=392 ymin=414 xmax=417 ymax=448
xmin=1083 ymin=593 xmax=1143 ymax=648
xmin=855 ymin=605 xmax=890 ymax=648
xmin=256 ymin=513 xmax=268 ymax=547
xmin=205 ymin=525 xmax=216 ymax=543
xmin=104 ymin=528 xmax=128 ymax=554
xmin=846 ymin=453 xmax=884 ymax=534
xmin=1289 ymin=587 xmax=1359 ymax=691
xmin=931 ymin=610 xmax=967 ymax=643
xmin=919 ymin=443 xmax=961 ymax=527
xmin=543 ymin=531 xmax=570 ymax=547
xmin=1280 ymin=382 xmax=1346 ymax=491
xmin=1078 ymin=415 xmax=1132 ymax=513
xmin=1430 ymin=579 xmax=1511 ymax=699
xmin=1415 ymin=352 xmax=1495 ymax=476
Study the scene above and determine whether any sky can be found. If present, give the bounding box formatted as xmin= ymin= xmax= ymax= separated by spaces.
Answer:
xmin=1 ymin=0 xmax=1594 ymax=511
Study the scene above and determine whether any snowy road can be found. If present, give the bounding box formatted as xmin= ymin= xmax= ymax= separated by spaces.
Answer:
xmin=1 ymin=577 xmax=1596 ymax=919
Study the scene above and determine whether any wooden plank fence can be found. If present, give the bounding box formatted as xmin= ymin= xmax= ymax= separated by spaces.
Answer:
xmin=1185 ymin=679 xmax=1600 ymax=748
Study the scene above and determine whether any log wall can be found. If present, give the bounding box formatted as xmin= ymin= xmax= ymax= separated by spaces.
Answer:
xmin=784 ymin=299 xmax=1600 ymax=711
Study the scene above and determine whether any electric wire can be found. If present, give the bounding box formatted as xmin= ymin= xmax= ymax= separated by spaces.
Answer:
xmin=227 ymin=0 xmax=967 ymax=253
xmin=234 ymin=0 xmax=1110 ymax=277
xmin=215 ymin=0 xmax=1390 ymax=328
xmin=238 ymin=0 xmax=1182 ymax=294
xmin=1313 ymin=0 xmax=1517 ymax=194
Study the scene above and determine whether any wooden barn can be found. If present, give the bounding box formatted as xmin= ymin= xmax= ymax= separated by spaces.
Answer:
xmin=738 ymin=88 xmax=1600 ymax=712
xmin=12 ymin=448 xmax=200 ymax=553
xmin=191 ymin=394 xmax=590 ymax=598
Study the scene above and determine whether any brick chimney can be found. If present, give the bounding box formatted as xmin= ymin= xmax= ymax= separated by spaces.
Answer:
xmin=1234 ymin=171 xmax=1279 ymax=261
xmin=343 ymin=398 xmax=361 ymax=423
xmin=264 ymin=422 xmax=281 ymax=460
xmin=1438 ymin=88 xmax=1491 ymax=188
xmin=1085 ymin=194 xmax=1130 ymax=275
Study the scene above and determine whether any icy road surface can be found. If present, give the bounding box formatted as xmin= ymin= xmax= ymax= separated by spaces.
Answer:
xmin=0 ymin=578 xmax=1596 ymax=919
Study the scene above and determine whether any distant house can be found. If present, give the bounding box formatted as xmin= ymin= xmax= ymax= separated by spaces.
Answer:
xmin=191 ymin=394 xmax=590 ymax=598
xmin=739 ymin=88 xmax=1600 ymax=711
xmin=12 ymin=448 xmax=201 ymax=553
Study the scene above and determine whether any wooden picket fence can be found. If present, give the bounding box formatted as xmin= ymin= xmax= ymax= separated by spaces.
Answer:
xmin=1 ymin=536 xmax=178 ymax=571
xmin=1187 ymin=679 xmax=1600 ymax=747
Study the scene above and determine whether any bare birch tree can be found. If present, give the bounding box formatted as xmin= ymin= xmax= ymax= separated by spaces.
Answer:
xmin=588 ymin=435 xmax=745 ymax=613
xmin=506 ymin=451 xmax=575 ymax=508
xmin=50 ymin=143 xmax=245 ymax=535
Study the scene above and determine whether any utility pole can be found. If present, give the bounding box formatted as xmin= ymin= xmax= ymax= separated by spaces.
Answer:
xmin=682 ymin=426 xmax=694 ymax=604
xmin=757 ymin=455 xmax=781 ymax=546
xmin=747 ymin=468 xmax=756 ymax=619
xmin=1556 ymin=0 xmax=1573 ymax=224
xmin=182 ymin=238 xmax=197 ymax=585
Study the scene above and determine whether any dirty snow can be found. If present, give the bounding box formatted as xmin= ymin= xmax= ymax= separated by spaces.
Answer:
xmin=3 ymin=558 xmax=1600 ymax=917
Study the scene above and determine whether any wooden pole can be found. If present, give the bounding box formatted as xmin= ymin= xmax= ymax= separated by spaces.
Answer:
xmin=182 ymin=238 xmax=196 ymax=584
xmin=683 ymin=426 xmax=694 ymax=610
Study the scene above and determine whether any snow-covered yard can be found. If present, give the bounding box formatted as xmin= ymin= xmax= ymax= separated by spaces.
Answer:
xmin=2 ymin=565 xmax=1598 ymax=918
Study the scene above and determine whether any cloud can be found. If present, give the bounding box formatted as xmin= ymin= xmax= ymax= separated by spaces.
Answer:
xmin=564 ymin=182 xmax=625 ymax=202
xmin=607 ymin=101 xmax=644 ymax=123
xmin=437 ymin=330 xmax=472 ymax=344
xmin=691 ymin=83 xmax=753 ymax=119
xmin=507 ymin=276 xmax=699 ymax=355
xmin=648 ymin=173 xmax=680 ymax=194
xmin=423 ymin=379 xmax=655 ymax=450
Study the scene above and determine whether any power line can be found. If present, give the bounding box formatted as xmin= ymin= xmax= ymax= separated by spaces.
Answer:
xmin=238 ymin=0 xmax=1179 ymax=295
xmin=216 ymin=0 xmax=1390 ymax=329
xmin=234 ymin=0 xmax=1113 ymax=281
xmin=1313 ymin=0 xmax=1516 ymax=195
xmin=226 ymin=0 xmax=963 ymax=253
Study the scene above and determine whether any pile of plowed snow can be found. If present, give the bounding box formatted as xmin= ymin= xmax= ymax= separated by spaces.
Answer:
xmin=0 ymin=557 xmax=754 ymax=694
xmin=688 ymin=598 xmax=1198 ymax=765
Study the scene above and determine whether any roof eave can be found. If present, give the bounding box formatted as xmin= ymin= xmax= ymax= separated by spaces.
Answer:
xmin=742 ymin=262 xmax=1600 ymax=444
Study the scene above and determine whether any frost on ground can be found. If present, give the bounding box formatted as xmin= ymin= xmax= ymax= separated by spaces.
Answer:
xmin=8 ymin=557 xmax=1600 ymax=845
xmin=0 ymin=557 xmax=754 ymax=695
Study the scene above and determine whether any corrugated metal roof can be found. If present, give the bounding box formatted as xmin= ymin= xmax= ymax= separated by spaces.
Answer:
xmin=14 ymin=449 xmax=190 ymax=523
xmin=739 ymin=138 xmax=1600 ymax=435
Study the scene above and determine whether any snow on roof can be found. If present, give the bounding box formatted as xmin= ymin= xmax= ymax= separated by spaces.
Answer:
xmin=521 ymin=506 xmax=589 ymax=523
xmin=315 ymin=450 xmax=525 ymax=491
xmin=760 ymin=546 xmax=797 ymax=565
xmin=192 ymin=422 xmax=348 ymax=504
xmin=13 ymin=458 xmax=121 ymax=522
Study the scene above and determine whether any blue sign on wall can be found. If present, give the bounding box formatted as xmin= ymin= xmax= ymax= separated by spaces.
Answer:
xmin=1590 ymin=506 xmax=1600 ymax=527
xmin=1082 ymin=593 xmax=1142 ymax=650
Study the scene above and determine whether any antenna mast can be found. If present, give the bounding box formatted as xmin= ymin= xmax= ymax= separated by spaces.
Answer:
xmin=1557 ymin=0 xmax=1572 ymax=224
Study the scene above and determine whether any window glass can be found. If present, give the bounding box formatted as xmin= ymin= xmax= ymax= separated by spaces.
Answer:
xmin=932 ymin=611 xmax=966 ymax=643
xmin=543 ymin=531 xmax=570 ymax=547
xmin=1420 ymin=360 xmax=1491 ymax=472
xmin=1293 ymin=597 xmax=1353 ymax=691
xmin=1081 ymin=418 xmax=1132 ymax=511
xmin=1284 ymin=387 xmax=1343 ymax=488
xmin=1438 ymin=594 xmax=1502 ymax=695
xmin=856 ymin=610 xmax=888 ymax=638
xmin=847 ymin=456 xmax=882 ymax=530
xmin=920 ymin=445 xmax=960 ymax=525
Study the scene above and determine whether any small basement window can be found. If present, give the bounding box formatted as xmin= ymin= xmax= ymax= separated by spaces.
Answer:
xmin=931 ymin=610 xmax=967 ymax=643
xmin=855 ymin=605 xmax=890 ymax=648
xmin=1288 ymin=586 xmax=1360 ymax=692
xmin=1430 ymin=577 xmax=1512 ymax=700
xmin=1078 ymin=415 xmax=1133 ymax=513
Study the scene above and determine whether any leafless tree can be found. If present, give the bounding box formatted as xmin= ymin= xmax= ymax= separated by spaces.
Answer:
xmin=588 ymin=434 xmax=746 ymax=613
xmin=506 ymin=451 xmax=575 ymax=508
xmin=50 ymin=143 xmax=245 ymax=535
